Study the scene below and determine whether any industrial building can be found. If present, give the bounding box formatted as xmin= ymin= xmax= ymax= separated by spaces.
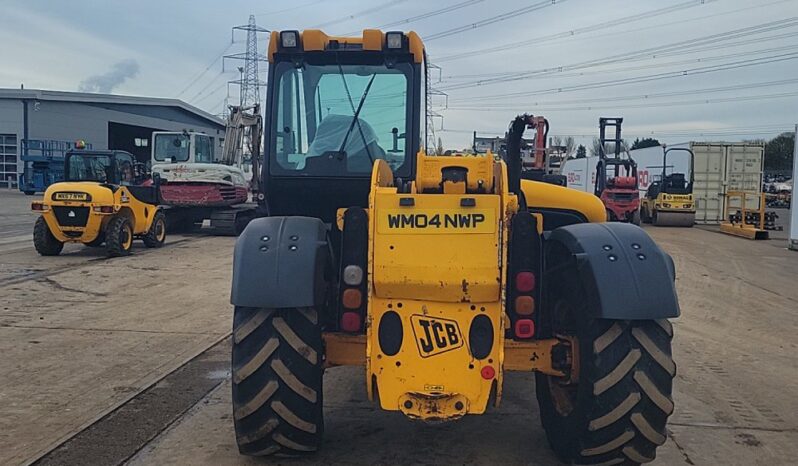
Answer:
xmin=0 ymin=88 xmax=225 ymax=188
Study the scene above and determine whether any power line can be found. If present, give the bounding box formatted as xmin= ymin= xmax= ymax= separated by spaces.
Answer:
xmin=424 ymin=0 xmax=565 ymax=41
xmin=443 ymin=41 xmax=798 ymax=92
xmin=175 ymin=43 xmax=233 ymax=98
xmin=450 ymin=51 xmax=798 ymax=102
xmin=441 ymin=32 xmax=798 ymax=82
xmin=340 ymin=0 xmax=484 ymax=36
xmin=442 ymin=17 xmax=798 ymax=90
xmin=253 ymin=0 xmax=326 ymax=16
xmin=446 ymin=77 xmax=798 ymax=109
xmin=440 ymin=125 xmax=794 ymax=138
xmin=440 ymin=17 xmax=798 ymax=93
xmin=194 ymin=82 xmax=228 ymax=106
xmin=187 ymin=71 xmax=226 ymax=103
xmin=313 ymin=0 xmax=409 ymax=29
xmin=445 ymin=90 xmax=798 ymax=113
xmin=436 ymin=0 xmax=718 ymax=62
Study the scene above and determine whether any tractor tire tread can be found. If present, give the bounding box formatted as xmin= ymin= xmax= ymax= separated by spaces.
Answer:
xmin=33 ymin=216 xmax=63 ymax=256
xmin=142 ymin=210 xmax=166 ymax=248
xmin=105 ymin=216 xmax=132 ymax=257
xmin=232 ymin=307 xmax=323 ymax=457
xmin=540 ymin=320 xmax=675 ymax=465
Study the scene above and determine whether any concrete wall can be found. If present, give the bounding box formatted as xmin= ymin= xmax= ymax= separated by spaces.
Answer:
xmin=25 ymin=100 xmax=223 ymax=149
xmin=0 ymin=99 xmax=24 ymax=187
xmin=0 ymin=98 xmax=224 ymax=182
xmin=0 ymin=99 xmax=23 ymax=138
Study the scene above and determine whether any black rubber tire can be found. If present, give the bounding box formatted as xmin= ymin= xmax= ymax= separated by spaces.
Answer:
xmin=536 ymin=243 xmax=675 ymax=465
xmin=234 ymin=211 xmax=254 ymax=236
xmin=24 ymin=191 xmax=36 ymax=196
xmin=105 ymin=216 xmax=133 ymax=257
xmin=232 ymin=307 xmax=324 ymax=457
xmin=631 ymin=209 xmax=642 ymax=226
xmin=33 ymin=216 xmax=63 ymax=256
xmin=641 ymin=205 xmax=652 ymax=224
xmin=84 ymin=232 xmax=105 ymax=247
xmin=142 ymin=211 xmax=167 ymax=248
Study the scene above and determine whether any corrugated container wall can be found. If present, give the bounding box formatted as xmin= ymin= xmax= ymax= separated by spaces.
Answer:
xmin=690 ymin=142 xmax=763 ymax=224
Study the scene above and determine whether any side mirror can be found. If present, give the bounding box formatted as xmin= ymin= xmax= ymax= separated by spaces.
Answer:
xmin=389 ymin=127 xmax=405 ymax=153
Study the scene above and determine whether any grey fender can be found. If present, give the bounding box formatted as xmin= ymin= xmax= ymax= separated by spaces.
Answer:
xmin=547 ymin=222 xmax=679 ymax=319
xmin=230 ymin=216 xmax=329 ymax=308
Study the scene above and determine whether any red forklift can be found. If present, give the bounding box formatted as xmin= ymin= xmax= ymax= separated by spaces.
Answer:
xmin=594 ymin=117 xmax=640 ymax=224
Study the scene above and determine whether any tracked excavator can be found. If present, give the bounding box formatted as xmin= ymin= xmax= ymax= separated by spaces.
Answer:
xmin=151 ymin=105 xmax=262 ymax=234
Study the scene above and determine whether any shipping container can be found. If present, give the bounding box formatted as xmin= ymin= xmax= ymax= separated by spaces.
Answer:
xmin=560 ymin=141 xmax=764 ymax=224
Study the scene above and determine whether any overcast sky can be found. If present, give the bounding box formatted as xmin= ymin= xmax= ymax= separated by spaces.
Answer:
xmin=1 ymin=0 xmax=797 ymax=148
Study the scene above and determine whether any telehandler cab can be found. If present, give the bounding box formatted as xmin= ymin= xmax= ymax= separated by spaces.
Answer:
xmin=230 ymin=30 xmax=679 ymax=465
xmin=31 ymin=149 xmax=166 ymax=257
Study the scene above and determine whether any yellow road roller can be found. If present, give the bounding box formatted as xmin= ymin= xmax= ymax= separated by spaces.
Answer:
xmin=640 ymin=146 xmax=696 ymax=227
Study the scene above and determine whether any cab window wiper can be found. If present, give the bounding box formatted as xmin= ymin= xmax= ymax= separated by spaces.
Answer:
xmin=337 ymin=64 xmax=376 ymax=164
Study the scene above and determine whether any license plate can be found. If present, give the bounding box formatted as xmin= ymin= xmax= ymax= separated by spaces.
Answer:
xmin=53 ymin=192 xmax=88 ymax=201
xmin=378 ymin=209 xmax=495 ymax=234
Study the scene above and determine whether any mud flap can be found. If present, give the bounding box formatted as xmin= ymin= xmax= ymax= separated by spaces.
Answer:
xmin=230 ymin=216 xmax=329 ymax=308
xmin=546 ymin=222 xmax=679 ymax=319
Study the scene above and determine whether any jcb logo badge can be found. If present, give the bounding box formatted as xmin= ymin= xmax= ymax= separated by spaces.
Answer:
xmin=410 ymin=315 xmax=464 ymax=358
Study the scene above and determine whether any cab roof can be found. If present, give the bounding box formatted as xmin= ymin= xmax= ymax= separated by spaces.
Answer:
xmin=268 ymin=29 xmax=424 ymax=64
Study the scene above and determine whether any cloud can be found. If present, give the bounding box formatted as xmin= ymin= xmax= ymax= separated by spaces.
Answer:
xmin=78 ymin=59 xmax=140 ymax=93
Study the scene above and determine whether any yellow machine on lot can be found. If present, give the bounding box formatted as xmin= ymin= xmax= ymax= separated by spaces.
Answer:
xmin=640 ymin=146 xmax=696 ymax=227
xmin=720 ymin=190 xmax=770 ymax=240
xmin=230 ymin=30 xmax=679 ymax=465
xmin=31 ymin=149 xmax=166 ymax=257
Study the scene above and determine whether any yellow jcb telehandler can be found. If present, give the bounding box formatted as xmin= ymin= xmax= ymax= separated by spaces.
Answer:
xmin=229 ymin=30 xmax=679 ymax=465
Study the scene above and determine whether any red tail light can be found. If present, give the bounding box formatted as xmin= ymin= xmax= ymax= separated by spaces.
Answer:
xmin=514 ymin=319 xmax=535 ymax=338
xmin=341 ymin=311 xmax=362 ymax=332
xmin=515 ymin=272 xmax=536 ymax=292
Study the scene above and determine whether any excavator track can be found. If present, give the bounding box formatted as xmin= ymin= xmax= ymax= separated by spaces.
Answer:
xmin=210 ymin=207 xmax=257 ymax=236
